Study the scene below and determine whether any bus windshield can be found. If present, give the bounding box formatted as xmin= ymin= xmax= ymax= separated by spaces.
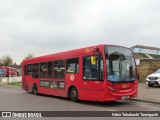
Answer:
xmin=105 ymin=46 xmax=137 ymax=83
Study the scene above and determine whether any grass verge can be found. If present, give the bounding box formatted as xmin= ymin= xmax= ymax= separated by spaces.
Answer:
xmin=8 ymin=82 xmax=22 ymax=86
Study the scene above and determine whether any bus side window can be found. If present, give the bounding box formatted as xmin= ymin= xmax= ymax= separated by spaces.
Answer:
xmin=24 ymin=65 xmax=27 ymax=75
xmin=54 ymin=60 xmax=65 ymax=79
xmin=100 ymin=54 xmax=104 ymax=80
xmin=32 ymin=63 xmax=39 ymax=78
xmin=66 ymin=58 xmax=79 ymax=74
xmin=27 ymin=64 xmax=32 ymax=76
xmin=47 ymin=61 xmax=53 ymax=78
xmin=40 ymin=62 xmax=47 ymax=78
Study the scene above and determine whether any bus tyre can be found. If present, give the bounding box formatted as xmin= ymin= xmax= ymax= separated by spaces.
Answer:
xmin=69 ymin=87 xmax=78 ymax=102
xmin=32 ymin=85 xmax=38 ymax=95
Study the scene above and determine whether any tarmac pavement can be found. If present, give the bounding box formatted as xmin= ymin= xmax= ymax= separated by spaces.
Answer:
xmin=131 ymin=83 xmax=160 ymax=104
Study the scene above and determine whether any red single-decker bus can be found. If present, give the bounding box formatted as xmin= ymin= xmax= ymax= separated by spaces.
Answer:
xmin=22 ymin=44 xmax=138 ymax=102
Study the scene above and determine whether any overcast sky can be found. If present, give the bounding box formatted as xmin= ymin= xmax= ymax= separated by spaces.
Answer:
xmin=0 ymin=0 xmax=160 ymax=64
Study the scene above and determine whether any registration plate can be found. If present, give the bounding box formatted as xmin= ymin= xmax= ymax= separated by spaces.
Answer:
xmin=150 ymin=81 xmax=156 ymax=84
xmin=122 ymin=95 xmax=129 ymax=100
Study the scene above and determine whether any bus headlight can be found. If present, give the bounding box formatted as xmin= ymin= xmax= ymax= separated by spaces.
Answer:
xmin=108 ymin=86 xmax=115 ymax=91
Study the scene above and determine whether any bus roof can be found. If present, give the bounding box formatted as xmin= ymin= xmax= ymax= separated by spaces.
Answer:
xmin=22 ymin=44 xmax=130 ymax=64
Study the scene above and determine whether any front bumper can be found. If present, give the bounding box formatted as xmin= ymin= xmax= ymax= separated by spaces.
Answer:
xmin=146 ymin=78 xmax=160 ymax=85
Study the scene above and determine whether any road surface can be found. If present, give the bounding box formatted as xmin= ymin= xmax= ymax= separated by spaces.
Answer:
xmin=0 ymin=85 xmax=159 ymax=120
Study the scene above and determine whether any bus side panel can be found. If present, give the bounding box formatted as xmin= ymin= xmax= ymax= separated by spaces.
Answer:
xmin=78 ymin=81 xmax=104 ymax=101
xmin=37 ymin=80 xmax=67 ymax=98
xmin=66 ymin=73 xmax=104 ymax=101
xmin=38 ymin=88 xmax=66 ymax=98
xmin=22 ymin=77 xmax=27 ymax=91
xmin=22 ymin=76 xmax=32 ymax=91
xmin=65 ymin=56 xmax=104 ymax=101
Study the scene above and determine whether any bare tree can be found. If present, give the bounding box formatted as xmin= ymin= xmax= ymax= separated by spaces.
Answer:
xmin=2 ymin=55 xmax=13 ymax=66
xmin=0 ymin=58 xmax=3 ymax=66
xmin=25 ymin=53 xmax=34 ymax=59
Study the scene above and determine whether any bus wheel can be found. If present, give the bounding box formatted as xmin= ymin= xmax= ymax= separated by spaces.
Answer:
xmin=69 ymin=87 xmax=78 ymax=102
xmin=32 ymin=84 xmax=38 ymax=95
